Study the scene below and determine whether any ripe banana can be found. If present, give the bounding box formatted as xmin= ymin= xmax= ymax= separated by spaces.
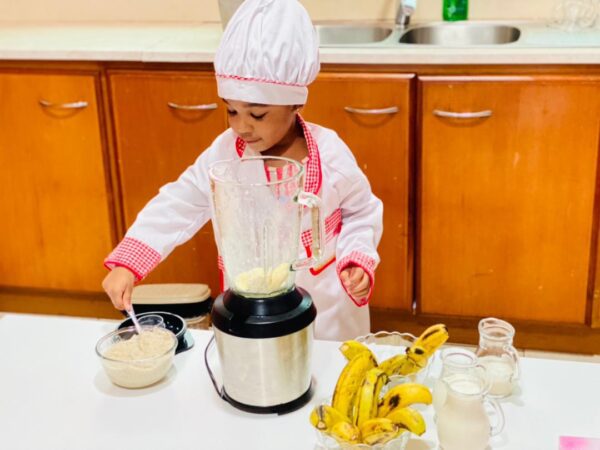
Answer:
xmin=309 ymin=404 xmax=350 ymax=431
xmin=405 ymin=344 xmax=429 ymax=369
xmin=355 ymin=368 xmax=388 ymax=427
xmin=329 ymin=421 xmax=361 ymax=445
xmin=386 ymin=407 xmax=426 ymax=436
xmin=377 ymin=383 xmax=433 ymax=417
xmin=378 ymin=354 xmax=407 ymax=377
xmin=339 ymin=340 xmax=373 ymax=361
xmin=413 ymin=323 xmax=449 ymax=356
xmin=332 ymin=351 xmax=377 ymax=419
xmin=379 ymin=352 xmax=425 ymax=377
xmin=360 ymin=418 xmax=404 ymax=446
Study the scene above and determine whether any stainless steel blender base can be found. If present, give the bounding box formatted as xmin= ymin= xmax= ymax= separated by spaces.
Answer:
xmin=222 ymin=381 xmax=314 ymax=415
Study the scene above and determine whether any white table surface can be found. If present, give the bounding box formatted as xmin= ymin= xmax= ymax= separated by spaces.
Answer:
xmin=0 ymin=313 xmax=599 ymax=450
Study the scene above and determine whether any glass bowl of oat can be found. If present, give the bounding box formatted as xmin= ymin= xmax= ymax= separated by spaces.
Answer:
xmin=96 ymin=325 xmax=177 ymax=389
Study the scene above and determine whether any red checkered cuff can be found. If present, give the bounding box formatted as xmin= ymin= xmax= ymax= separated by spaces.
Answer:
xmin=337 ymin=251 xmax=376 ymax=307
xmin=104 ymin=237 xmax=161 ymax=281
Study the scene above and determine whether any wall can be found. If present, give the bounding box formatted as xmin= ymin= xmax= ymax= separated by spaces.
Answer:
xmin=0 ymin=0 xmax=555 ymax=23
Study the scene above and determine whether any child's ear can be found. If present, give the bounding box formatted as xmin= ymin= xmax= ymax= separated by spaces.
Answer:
xmin=293 ymin=105 xmax=304 ymax=113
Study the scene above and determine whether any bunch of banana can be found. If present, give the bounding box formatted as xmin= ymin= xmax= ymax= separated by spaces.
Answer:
xmin=310 ymin=360 xmax=433 ymax=446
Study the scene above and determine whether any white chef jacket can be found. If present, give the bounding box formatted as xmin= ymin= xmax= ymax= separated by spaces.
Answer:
xmin=105 ymin=116 xmax=383 ymax=341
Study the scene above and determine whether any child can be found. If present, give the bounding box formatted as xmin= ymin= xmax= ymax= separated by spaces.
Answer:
xmin=102 ymin=0 xmax=383 ymax=341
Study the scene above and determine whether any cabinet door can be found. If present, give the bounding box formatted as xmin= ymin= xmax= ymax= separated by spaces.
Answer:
xmin=419 ymin=75 xmax=600 ymax=323
xmin=302 ymin=73 xmax=413 ymax=311
xmin=0 ymin=72 xmax=114 ymax=292
xmin=109 ymin=71 xmax=226 ymax=294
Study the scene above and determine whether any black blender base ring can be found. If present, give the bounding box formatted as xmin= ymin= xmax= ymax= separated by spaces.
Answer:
xmin=222 ymin=382 xmax=314 ymax=415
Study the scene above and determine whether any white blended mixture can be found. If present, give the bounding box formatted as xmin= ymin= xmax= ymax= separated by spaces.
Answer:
xmin=478 ymin=355 xmax=516 ymax=397
xmin=234 ymin=263 xmax=290 ymax=294
xmin=102 ymin=328 xmax=175 ymax=388
xmin=105 ymin=328 xmax=174 ymax=360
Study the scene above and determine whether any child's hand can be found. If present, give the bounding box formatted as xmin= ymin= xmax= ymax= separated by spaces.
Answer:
xmin=340 ymin=265 xmax=370 ymax=300
xmin=102 ymin=267 xmax=136 ymax=311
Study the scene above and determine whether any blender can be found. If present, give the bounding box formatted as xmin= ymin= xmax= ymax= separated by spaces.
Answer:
xmin=205 ymin=156 xmax=322 ymax=414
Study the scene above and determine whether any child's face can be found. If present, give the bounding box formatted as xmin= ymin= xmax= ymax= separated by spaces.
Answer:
xmin=224 ymin=99 xmax=298 ymax=152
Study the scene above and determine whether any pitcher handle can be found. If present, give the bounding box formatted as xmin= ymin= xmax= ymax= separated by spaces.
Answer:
xmin=485 ymin=397 xmax=505 ymax=437
xmin=504 ymin=344 xmax=521 ymax=381
xmin=292 ymin=191 xmax=323 ymax=270
xmin=475 ymin=364 xmax=492 ymax=396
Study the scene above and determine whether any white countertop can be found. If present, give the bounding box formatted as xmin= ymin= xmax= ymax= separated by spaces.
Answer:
xmin=1 ymin=313 xmax=599 ymax=449
xmin=0 ymin=22 xmax=599 ymax=64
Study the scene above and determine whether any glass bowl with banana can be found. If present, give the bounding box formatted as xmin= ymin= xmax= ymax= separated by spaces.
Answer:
xmin=310 ymin=324 xmax=449 ymax=449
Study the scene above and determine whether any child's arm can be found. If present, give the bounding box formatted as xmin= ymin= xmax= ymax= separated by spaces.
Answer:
xmin=335 ymin=168 xmax=383 ymax=306
xmin=103 ymin=150 xmax=214 ymax=309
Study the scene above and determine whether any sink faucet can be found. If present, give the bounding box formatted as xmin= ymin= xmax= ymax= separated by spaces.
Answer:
xmin=396 ymin=0 xmax=417 ymax=27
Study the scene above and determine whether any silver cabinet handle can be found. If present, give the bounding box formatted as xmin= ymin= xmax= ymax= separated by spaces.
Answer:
xmin=167 ymin=102 xmax=218 ymax=111
xmin=39 ymin=99 xmax=88 ymax=109
xmin=433 ymin=109 xmax=493 ymax=119
xmin=344 ymin=106 xmax=399 ymax=115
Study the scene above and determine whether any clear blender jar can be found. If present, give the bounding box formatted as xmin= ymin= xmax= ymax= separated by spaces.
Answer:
xmin=206 ymin=156 xmax=322 ymax=414
xmin=209 ymin=156 xmax=322 ymax=297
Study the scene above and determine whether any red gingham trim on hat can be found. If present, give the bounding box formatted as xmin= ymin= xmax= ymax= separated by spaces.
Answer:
xmin=234 ymin=115 xmax=321 ymax=195
xmin=337 ymin=251 xmax=376 ymax=307
xmin=104 ymin=237 xmax=161 ymax=281
xmin=216 ymin=73 xmax=306 ymax=88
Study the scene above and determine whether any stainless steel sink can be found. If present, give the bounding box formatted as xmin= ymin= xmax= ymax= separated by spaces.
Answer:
xmin=399 ymin=23 xmax=521 ymax=45
xmin=316 ymin=25 xmax=393 ymax=46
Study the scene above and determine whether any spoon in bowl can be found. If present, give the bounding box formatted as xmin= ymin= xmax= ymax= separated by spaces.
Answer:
xmin=126 ymin=306 xmax=143 ymax=334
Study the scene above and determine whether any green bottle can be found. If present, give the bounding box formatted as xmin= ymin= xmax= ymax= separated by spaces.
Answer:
xmin=443 ymin=0 xmax=468 ymax=21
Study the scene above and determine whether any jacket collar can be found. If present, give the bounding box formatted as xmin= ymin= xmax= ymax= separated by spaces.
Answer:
xmin=234 ymin=114 xmax=322 ymax=195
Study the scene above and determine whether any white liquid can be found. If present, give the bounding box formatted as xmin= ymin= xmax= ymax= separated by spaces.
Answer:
xmin=434 ymin=374 xmax=482 ymax=414
xmin=437 ymin=375 xmax=491 ymax=450
xmin=433 ymin=378 xmax=447 ymax=415
xmin=478 ymin=355 xmax=516 ymax=397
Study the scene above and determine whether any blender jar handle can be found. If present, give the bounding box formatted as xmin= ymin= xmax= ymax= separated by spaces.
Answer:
xmin=484 ymin=397 xmax=505 ymax=437
xmin=504 ymin=344 xmax=521 ymax=381
xmin=292 ymin=192 xmax=323 ymax=270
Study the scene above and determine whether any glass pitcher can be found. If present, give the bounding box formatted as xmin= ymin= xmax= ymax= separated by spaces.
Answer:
xmin=475 ymin=317 xmax=520 ymax=398
xmin=436 ymin=366 xmax=505 ymax=450
xmin=209 ymin=156 xmax=322 ymax=298
xmin=433 ymin=347 xmax=489 ymax=416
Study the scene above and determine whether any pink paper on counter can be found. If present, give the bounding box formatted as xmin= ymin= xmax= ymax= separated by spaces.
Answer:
xmin=560 ymin=436 xmax=600 ymax=450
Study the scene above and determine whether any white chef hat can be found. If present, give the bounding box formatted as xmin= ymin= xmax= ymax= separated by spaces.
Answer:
xmin=214 ymin=0 xmax=320 ymax=105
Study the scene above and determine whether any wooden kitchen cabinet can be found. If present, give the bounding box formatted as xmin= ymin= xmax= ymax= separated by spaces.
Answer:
xmin=0 ymin=72 xmax=114 ymax=292
xmin=418 ymin=75 xmax=600 ymax=323
xmin=109 ymin=71 xmax=227 ymax=294
xmin=303 ymin=73 xmax=414 ymax=311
